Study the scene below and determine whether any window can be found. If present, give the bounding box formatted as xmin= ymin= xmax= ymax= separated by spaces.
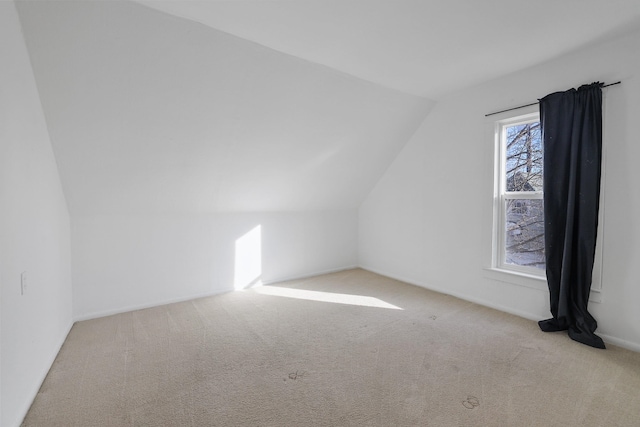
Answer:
xmin=490 ymin=110 xmax=603 ymax=298
xmin=494 ymin=112 xmax=545 ymax=276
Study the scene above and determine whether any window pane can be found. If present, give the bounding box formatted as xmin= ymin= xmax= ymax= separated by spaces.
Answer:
xmin=505 ymin=122 xmax=542 ymax=191
xmin=505 ymin=199 xmax=545 ymax=269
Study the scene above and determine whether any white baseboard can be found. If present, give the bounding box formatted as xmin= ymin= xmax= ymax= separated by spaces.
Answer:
xmin=73 ymin=265 xmax=359 ymax=323
xmin=262 ymin=265 xmax=358 ymax=286
xmin=15 ymin=321 xmax=74 ymax=427
xmin=359 ymin=265 xmax=542 ymax=321
xmin=73 ymin=264 xmax=640 ymax=353
xmin=359 ymin=265 xmax=640 ymax=353
xmin=598 ymin=333 xmax=640 ymax=352
xmin=73 ymin=289 xmax=231 ymax=322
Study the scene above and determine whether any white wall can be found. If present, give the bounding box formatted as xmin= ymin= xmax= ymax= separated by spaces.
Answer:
xmin=0 ymin=3 xmax=73 ymax=426
xmin=359 ymin=28 xmax=640 ymax=351
xmin=73 ymin=211 xmax=357 ymax=320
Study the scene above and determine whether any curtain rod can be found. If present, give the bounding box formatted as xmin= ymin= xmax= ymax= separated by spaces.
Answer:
xmin=485 ymin=81 xmax=621 ymax=117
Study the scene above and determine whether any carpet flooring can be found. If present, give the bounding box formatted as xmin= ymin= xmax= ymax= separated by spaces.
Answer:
xmin=22 ymin=269 xmax=640 ymax=426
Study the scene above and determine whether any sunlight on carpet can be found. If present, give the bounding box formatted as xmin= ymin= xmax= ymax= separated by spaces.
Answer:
xmin=253 ymin=286 xmax=403 ymax=310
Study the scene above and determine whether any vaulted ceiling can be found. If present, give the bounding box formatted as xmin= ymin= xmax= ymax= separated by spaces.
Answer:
xmin=15 ymin=0 xmax=640 ymax=215
xmin=137 ymin=0 xmax=640 ymax=99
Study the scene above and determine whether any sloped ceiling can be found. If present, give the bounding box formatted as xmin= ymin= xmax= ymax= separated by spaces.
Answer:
xmin=16 ymin=0 xmax=433 ymax=215
xmin=137 ymin=0 xmax=640 ymax=98
xmin=16 ymin=1 xmax=640 ymax=216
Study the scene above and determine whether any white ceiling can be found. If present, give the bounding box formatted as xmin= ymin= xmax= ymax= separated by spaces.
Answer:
xmin=16 ymin=0 xmax=432 ymax=215
xmin=15 ymin=0 xmax=640 ymax=216
xmin=137 ymin=0 xmax=640 ymax=98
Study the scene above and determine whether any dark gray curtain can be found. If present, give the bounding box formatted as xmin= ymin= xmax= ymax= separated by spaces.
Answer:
xmin=538 ymin=82 xmax=605 ymax=349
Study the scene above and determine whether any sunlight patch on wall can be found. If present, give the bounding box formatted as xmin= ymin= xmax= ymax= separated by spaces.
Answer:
xmin=253 ymin=286 xmax=402 ymax=310
xmin=234 ymin=225 xmax=262 ymax=290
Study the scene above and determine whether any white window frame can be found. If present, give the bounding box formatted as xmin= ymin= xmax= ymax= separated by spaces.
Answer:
xmin=493 ymin=112 xmax=545 ymax=278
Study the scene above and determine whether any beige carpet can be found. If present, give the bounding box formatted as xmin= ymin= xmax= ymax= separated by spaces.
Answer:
xmin=23 ymin=269 xmax=640 ymax=426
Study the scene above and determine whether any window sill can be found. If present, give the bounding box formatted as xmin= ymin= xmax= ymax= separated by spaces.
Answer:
xmin=484 ymin=267 xmax=547 ymax=291
xmin=483 ymin=267 xmax=602 ymax=303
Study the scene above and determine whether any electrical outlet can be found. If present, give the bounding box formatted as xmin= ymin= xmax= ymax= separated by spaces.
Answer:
xmin=21 ymin=271 xmax=27 ymax=295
